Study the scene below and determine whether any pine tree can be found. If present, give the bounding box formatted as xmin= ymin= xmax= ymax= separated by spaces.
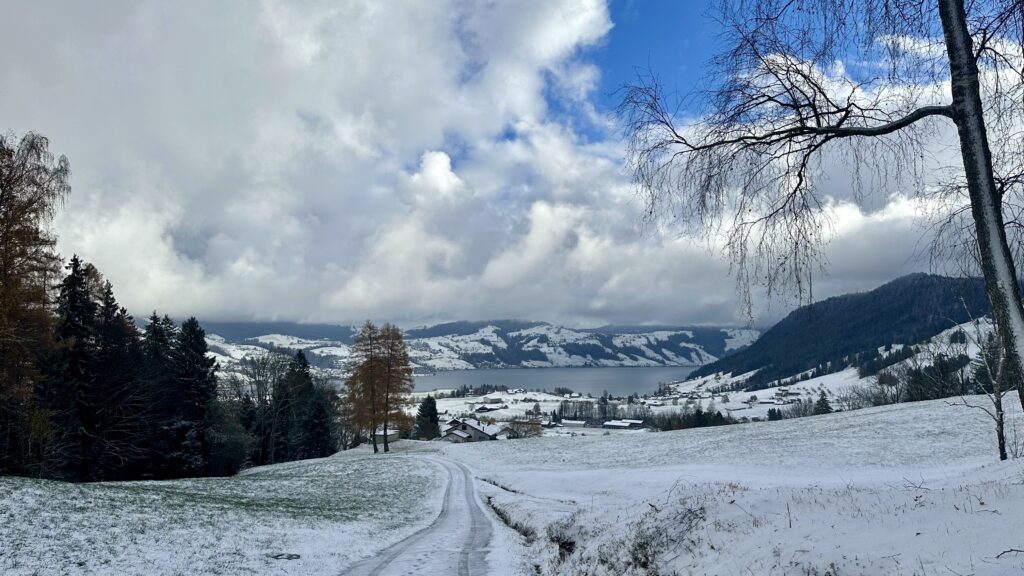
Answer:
xmin=415 ymin=396 xmax=440 ymax=440
xmin=167 ymin=317 xmax=218 ymax=477
xmin=140 ymin=312 xmax=178 ymax=476
xmin=46 ymin=255 xmax=100 ymax=479
xmin=301 ymin=388 xmax=337 ymax=458
xmin=813 ymin=390 xmax=833 ymax=415
xmin=277 ymin=351 xmax=316 ymax=460
xmin=90 ymin=280 xmax=148 ymax=479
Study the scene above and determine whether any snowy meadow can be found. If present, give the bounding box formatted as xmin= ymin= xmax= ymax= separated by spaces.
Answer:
xmin=0 ymin=447 xmax=443 ymax=575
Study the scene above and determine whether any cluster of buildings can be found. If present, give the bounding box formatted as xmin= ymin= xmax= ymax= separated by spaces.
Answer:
xmin=434 ymin=415 xmax=647 ymax=442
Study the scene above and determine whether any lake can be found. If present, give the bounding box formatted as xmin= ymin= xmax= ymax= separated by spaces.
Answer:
xmin=413 ymin=366 xmax=696 ymax=397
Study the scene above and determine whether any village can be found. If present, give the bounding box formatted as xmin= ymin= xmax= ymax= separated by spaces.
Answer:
xmin=403 ymin=372 xmax=829 ymax=444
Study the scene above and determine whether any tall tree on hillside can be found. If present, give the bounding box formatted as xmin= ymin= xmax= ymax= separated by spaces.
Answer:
xmin=621 ymin=0 xmax=1024 ymax=412
xmin=415 ymin=396 xmax=441 ymax=440
xmin=346 ymin=321 xmax=384 ymax=453
xmin=47 ymin=256 xmax=99 ymax=479
xmin=379 ymin=323 xmax=414 ymax=453
xmin=302 ymin=381 xmax=339 ymax=459
xmin=167 ymin=317 xmax=218 ymax=476
xmin=140 ymin=312 xmax=178 ymax=475
xmin=88 ymin=280 xmax=149 ymax=479
xmin=271 ymin=350 xmax=319 ymax=461
xmin=0 ymin=132 xmax=68 ymax=475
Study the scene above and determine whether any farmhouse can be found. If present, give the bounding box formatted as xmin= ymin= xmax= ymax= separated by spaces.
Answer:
xmin=602 ymin=419 xmax=645 ymax=430
xmin=440 ymin=417 xmax=502 ymax=443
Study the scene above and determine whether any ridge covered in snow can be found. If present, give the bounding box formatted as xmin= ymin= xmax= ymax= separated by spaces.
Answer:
xmin=204 ymin=321 xmax=759 ymax=376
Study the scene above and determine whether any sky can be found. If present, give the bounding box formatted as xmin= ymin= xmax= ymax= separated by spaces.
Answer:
xmin=0 ymin=0 xmax=941 ymax=328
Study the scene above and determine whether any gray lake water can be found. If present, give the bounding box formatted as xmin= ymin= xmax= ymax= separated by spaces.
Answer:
xmin=413 ymin=366 xmax=696 ymax=397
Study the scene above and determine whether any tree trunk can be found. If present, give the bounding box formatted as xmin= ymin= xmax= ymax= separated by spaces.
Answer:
xmin=383 ymin=420 xmax=389 ymax=453
xmin=939 ymin=0 xmax=1024 ymax=412
xmin=995 ymin=391 xmax=1007 ymax=461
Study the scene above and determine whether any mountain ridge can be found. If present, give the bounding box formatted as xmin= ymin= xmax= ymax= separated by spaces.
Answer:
xmin=204 ymin=320 xmax=759 ymax=375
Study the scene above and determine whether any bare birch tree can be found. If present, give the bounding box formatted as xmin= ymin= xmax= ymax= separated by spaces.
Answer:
xmin=621 ymin=0 xmax=1024 ymax=411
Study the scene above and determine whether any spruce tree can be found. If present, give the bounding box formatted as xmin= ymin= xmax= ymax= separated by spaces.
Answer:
xmin=813 ymin=390 xmax=833 ymax=415
xmin=90 ymin=281 xmax=148 ymax=479
xmin=141 ymin=312 xmax=178 ymax=476
xmin=415 ymin=396 xmax=440 ymax=440
xmin=48 ymin=255 xmax=100 ymax=479
xmin=302 ymin=389 xmax=337 ymax=458
xmin=168 ymin=317 xmax=218 ymax=476
xmin=274 ymin=348 xmax=313 ymax=459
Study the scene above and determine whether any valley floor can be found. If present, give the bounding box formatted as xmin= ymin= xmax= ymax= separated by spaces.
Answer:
xmin=2 ymin=397 xmax=1023 ymax=575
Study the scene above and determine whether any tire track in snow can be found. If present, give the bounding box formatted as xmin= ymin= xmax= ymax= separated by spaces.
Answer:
xmin=339 ymin=455 xmax=492 ymax=576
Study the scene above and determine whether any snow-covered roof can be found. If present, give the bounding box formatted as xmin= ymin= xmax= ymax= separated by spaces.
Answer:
xmin=603 ymin=420 xmax=632 ymax=428
xmin=441 ymin=417 xmax=502 ymax=437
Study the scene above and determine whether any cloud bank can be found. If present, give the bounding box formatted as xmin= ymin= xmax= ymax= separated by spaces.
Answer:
xmin=0 ymin=0 xmax=937 ymax=327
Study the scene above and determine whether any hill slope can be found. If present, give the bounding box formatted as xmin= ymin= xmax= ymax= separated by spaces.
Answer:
xmin=689 ymin=273 xmax=989 ymax=388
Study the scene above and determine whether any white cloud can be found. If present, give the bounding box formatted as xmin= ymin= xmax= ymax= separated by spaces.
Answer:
xmin=0 ymin=0 xmax=942 ymax=327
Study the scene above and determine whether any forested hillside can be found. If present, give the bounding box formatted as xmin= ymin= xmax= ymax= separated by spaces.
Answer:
xmin=689 ymin=274 xmax=990 ymax=389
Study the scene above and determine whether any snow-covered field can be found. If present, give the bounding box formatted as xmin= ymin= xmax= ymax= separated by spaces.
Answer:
xmin=7 ymin=372 xmax=1023 ymax=574
xmin=0 ymin=445 xmax=444 ymax=576
xmin=440 ymin=397 xmax=1024 ymax=575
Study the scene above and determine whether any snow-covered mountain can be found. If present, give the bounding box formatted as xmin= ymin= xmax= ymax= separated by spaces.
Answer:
xmin=202 ymin=320 xmax=759 ymax=375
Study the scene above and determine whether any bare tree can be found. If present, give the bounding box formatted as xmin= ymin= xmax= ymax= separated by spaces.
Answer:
xmin=346 ymin=321 xmax=384 ymax=453
xmin=621 ymin=0 xmax=1024 ymax=411
xmin=0 ymin=132 xmax=69 ymax=473
xmin=948 ymin=319 xmax=1017 ymax=460
xmin=231 ymin=350 xmax=290 ymax=465
xmin=378 ymin=323 xmax=413 ymax=453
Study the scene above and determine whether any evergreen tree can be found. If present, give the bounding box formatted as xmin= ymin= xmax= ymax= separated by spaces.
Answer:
xmin=140 ymin=312 xmax=178 ymax=476
xmin=415 ymin=396 xmax=440 ymax=440
xmin=89 ymin=281 xmax=149 ymax=479
xmin=813 ymin=390 xmax=833 ymax=415
xmin=280 ymin=351 xmax=315 ymax=460
xmin=166 ymin=317 xmax=218 ymax=477
xmin=301 ymin=387 xmax=337 ymax=458
xmin=46 ymin=255 xmax=100 ymax=479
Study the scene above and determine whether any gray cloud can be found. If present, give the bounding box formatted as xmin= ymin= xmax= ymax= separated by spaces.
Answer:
xmin=0 ymin=0 xmax=938 ymax=328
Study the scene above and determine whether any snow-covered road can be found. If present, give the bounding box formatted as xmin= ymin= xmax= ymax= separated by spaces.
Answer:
xmin=340 ymin=456 xmax=493 ymax=576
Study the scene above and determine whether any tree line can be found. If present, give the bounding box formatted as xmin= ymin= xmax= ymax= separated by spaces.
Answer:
xmin=0 ymin=131 xmax=421 ymax=481
xmin=1 ymin=250 xmax=229 ymax=480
